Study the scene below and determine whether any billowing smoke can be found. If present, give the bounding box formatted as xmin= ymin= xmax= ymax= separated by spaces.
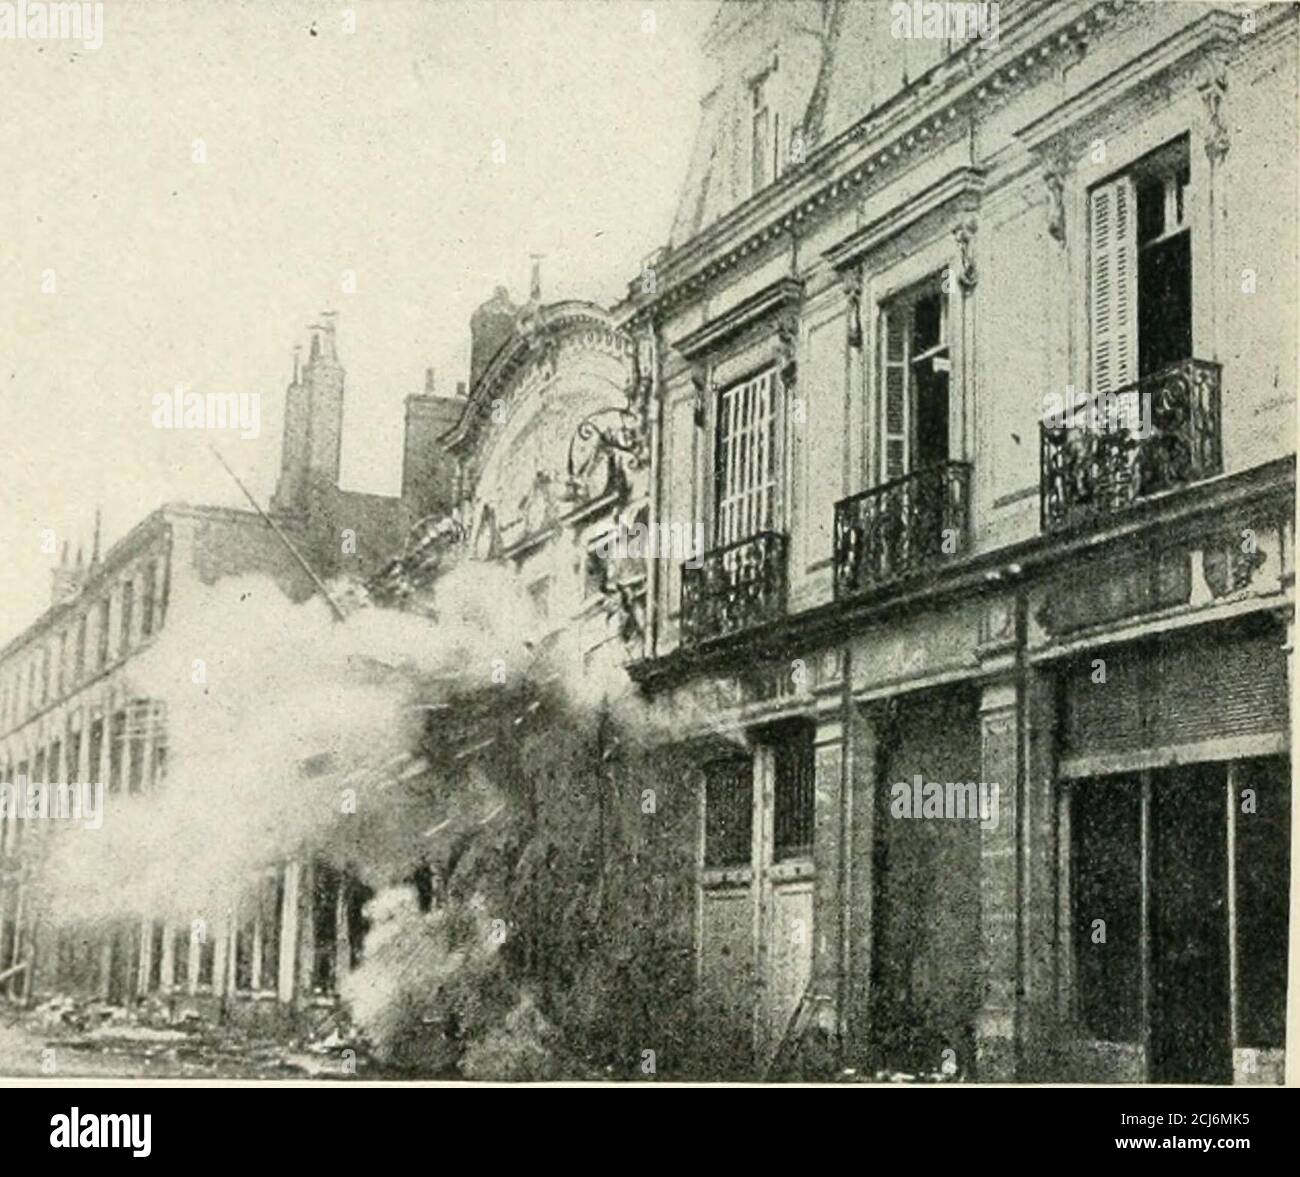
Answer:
xmin=31 ymin=553 xmax=707 ymax=1078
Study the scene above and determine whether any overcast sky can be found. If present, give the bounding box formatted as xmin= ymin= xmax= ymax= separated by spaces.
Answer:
xmin=0 ymin=0 xmax=715 ymax=644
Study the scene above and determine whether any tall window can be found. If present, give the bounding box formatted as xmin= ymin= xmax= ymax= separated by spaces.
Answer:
xmin=74 ymin=614 xmax=87 ymax=682
xmin=120 ymin=579 xmax=135 ymax=652
xmin=141 ymin=560 xmax=157 ymax=638
xmin=714 ymin=369 xmax=778 ymax=547
xmin=879 ymin=279 xmax=951 ymax=481
xmin=750 ymin=69 xmax=778 ymax=194
xmin=773 ymin=725 xmax=815 ymax=862
xmin=704 ymin=757 xmax=753 ymax=869
xmin=56 ymin=632 xmax=66 ymax=697
xmin=1088 ymin=137 xmax=1192 ymax=411
xmin=108 ymin=709 xmax=125 ymax=794
xmin=96 ymin=596 xmax=111 ymax=669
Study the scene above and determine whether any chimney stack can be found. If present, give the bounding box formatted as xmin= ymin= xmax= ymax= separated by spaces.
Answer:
xmin=468 ymin=285 xmax=518 ymax=393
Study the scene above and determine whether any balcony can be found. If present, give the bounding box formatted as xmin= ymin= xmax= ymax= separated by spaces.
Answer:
xmin=681 ymin=531 xmax=788 ymax=647
xmin=1040 ymin=359 xmax=1223 ymax=534
xmin=833 ymin=461 xmax=972 ymax=599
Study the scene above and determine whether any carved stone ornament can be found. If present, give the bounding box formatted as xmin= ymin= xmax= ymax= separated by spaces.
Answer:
xmin=1197 ymin=56 xmax=1230 ymax=166
xmin=952 ymin=217 xmax=978 ymax=292
xmin=691 ymin=365 xmax=710 ymax=428
xmin=776 ymin=314 xmax=798 ymax=389
xmin=841 ymin=266 xmax=864 ymax=350
xmin=1042 ymin=146 xmax=1072 ymax=246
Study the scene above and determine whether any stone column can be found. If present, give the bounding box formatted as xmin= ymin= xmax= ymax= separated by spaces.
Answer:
xmin=976 ymin=678 xmax=1019 ymax=1080
xmin=810 ymin=710 xmax=843 ymax=1055
xmin=841 ymin=699 xmax=880 ymax=1071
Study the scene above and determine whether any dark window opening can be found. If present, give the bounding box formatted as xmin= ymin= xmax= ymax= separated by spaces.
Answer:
xmin=1071 ymin=775 xmax=1141 ymax=1041
xmin=773 ymin=724 xmax=815 ymax=861
xmin=704 ymin=757 xmax=753 ymax=869
xmin=148 ymin=921 xmax=165 ymax=992
xmin=141 ymin=561 xmax=157 ymax=638
xmin=96 ymin=598 xmax=111 ymax=668
xmin=173 ymin=928 xmax=189 ymax=989
xmin=881 ymin=278 xmax=951 ymax=481
xmin=108 ymin=710 xmax=125 ymax=794
xmin=1137 ymin=161 xmax=1192 ymax=378
xmin=312 ymin=861 xmax=341 ymax=993
xmin=120 ymin=580 xmax=135 ymax=651
xmin=88 ymin=718 xmax=103 ymax=786
xmin=1236 ymin=755 xmax=1290 ymax=1048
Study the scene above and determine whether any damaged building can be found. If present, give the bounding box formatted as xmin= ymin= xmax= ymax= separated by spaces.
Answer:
xmin=0 ymin=315 xmax=449 ymax=1031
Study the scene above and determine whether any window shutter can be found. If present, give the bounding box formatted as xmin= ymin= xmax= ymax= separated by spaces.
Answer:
xmin=881 ymin=306 xmax=909 ymax=480
xmin=715 ymin=369 xmax=778 ymax=546
xmin=1089 ymin=176 xmax=1138 ymax=397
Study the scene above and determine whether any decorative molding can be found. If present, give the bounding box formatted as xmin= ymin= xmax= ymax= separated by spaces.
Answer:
xmin=822 ymin=166 xmax=985 ymax=272
xmin=1203 ymin=534 xmax=1266 ymax=599
xmin=443 ymin=301 xmax=631 ymax=456
xmin=626 ymin=1 xmax=1143 ymax=322
xmin=673 ymin=276 xmax=805 ymax=363
xmin=1014 ymin=8 xmax=1239 ymax=158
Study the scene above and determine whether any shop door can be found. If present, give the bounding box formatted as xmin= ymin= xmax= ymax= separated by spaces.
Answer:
xmin=1150 ymin=764 xmax=1231 ymax=1084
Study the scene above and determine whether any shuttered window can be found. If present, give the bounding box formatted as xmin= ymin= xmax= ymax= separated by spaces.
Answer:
xmin=881 ymin=305 xmax=910 ymax=480
xmin=878 ymin=281 xmax=949 ymax=481
xmin=714 ymin=369 xmax=778 ymax=547
xmin=1089 ymin=175 xmax=1138 ymax=399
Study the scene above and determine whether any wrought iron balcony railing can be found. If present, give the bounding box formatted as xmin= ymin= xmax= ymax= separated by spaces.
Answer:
xmin=833 ymin=461 xmax=972 ymax=600
xmin=1040 ymin=359 xmax=1223 ymax=533
xmin=681 ymin=531 xmax=788 ymax=646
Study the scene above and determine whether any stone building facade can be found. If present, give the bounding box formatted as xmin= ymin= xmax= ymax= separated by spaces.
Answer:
xmin=618 ymin=0 xmax=1297 ymax=1083
xmin=0 ymin=315 xmax=442 ymax=1029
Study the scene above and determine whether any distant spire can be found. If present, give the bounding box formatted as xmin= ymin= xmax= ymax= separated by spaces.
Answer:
xmin=60 ymin=539 xmax=69 ymax=567
xmin=529 ymin=254 xmax=543 ymax=303
xmin=75 ymin=544 xmax=84 ymax=570
xmin=293 ymin=344 xmax=302 ymax=383
xmin=90 ymin=507 xmax=102 ymax=565
xmin=425 ymin=368 xmax=436 ymax=394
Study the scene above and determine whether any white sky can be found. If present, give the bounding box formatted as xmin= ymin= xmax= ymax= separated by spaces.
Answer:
xmin=0 ymin=0 xmax=716 ymax=644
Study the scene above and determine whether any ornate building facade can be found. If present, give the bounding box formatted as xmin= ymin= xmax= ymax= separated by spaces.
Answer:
xmin=617 ymin=0 xmax=1296 ymax=1083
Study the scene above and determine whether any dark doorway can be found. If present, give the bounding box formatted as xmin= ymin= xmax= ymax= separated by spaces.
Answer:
xmin=1150 ymin=764 xmax=1231 ymax=1084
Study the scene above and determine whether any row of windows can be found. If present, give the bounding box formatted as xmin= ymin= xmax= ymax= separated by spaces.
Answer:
xmin=0 ymin=554 xmax=169 ymax=734
xmin=0 ymin=702 xmax=167 ymax=825
xmin=711 ymin=135 xmax=1194 ymax=549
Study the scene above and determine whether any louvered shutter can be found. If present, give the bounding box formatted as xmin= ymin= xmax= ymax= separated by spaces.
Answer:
xmin=1089 ymin=176 xmax=1138 ymax=401
xmin=715 ymin=370 xmax=777 ymax=546
xmin=881 ymin=306 xmax=909 ymax=480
